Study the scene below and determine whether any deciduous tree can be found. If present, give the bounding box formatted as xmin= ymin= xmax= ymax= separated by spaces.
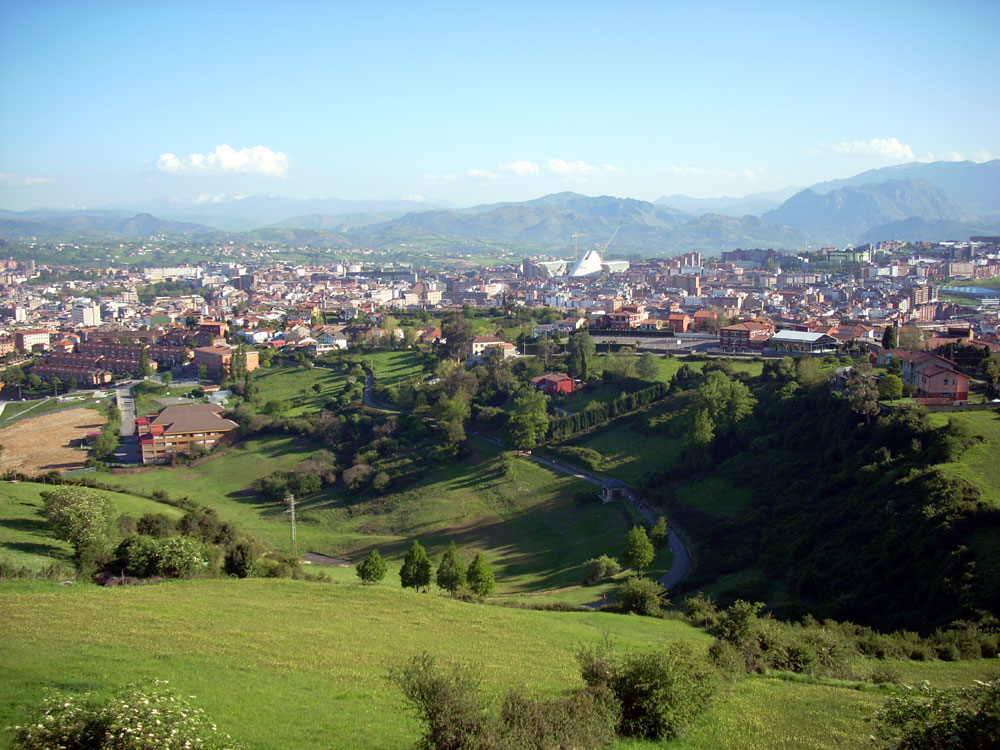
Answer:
xmin=622 ymin=525 xmax=655 ymax=573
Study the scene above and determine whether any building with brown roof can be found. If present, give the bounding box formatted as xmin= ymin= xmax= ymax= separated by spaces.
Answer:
xmin=138 ymin=403 xmax=238 ymax=464
xmin=193 ymin=345 xmax=259 ymax=379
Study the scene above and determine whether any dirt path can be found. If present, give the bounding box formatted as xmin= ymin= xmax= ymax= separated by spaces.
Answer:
xmin=0 ymin=408 xmax=105 ymax=474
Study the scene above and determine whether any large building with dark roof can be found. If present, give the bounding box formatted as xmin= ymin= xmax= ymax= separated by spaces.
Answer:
xmin=137 ymin=403 xmax=238 ymax=464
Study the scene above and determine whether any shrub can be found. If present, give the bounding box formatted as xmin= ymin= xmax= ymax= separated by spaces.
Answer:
xmin=497 ymin=686 xmax=618 ymax=750
xmin=387 ymin=652 xmax=489 ymax=750
xmin=154 ymin=537 xmax=204 ymax=578
xmin=582 ymin=555 xmax=621 ymax=584
xmin=8 ymin=679 xmax=242 ymax=749
xmin=136 ymin=512 xmax=174 ymax=538
xmin=684 ymin=592 xmax=720 ymax=629
xmin=871 ymin=679 xmax=1000 ymax=750
xmin=115 ymin=535 xmax=160 ymax=578
xmin=618 ymin=575 xmax=667 ymax=617
xmin=577 ymin=641 xmax=718 ymax=741
xmin=224 ymin=541 xmax=257 ymax=578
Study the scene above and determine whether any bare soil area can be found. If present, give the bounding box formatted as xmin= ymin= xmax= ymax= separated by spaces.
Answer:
xmin=0 ymin=408 xmax=105 ymax=474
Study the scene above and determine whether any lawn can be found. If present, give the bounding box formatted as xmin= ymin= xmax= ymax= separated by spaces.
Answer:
xmin=95 ymin=435 xmax=641 ymax=594
xmin=132 ymin=382 xmax=205 ymax=418
xmin=0 ymin=481 xmax=183 ymax=570
xmin=927 ymin=408 xmax=1000 ymax=508
xmin=0 ymin=392 xmax=109 ymax=424
xmin=251 ymin=363 xmax=347 ymax=415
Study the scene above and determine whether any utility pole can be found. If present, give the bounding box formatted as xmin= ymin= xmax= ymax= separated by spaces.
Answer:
xmin=285 ymin=493 xmax=297 ymax=559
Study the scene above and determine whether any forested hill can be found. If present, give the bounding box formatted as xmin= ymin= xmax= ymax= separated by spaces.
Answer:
xmin=645 ymin=361 xmax=1000 ymax=633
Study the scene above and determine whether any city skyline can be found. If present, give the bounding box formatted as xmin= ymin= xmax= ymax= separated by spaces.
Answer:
xmin=2 ymin=0 xmax=998 ymax=211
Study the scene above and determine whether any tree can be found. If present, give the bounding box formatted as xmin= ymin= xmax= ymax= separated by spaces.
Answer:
xmin=536 ymin=335 xmax=556 ymax=366
xmin=879 ymin=373 xmax=904 ymax=401
xmin=692 ymin=370 xmax=756 ymax=437
xmin=500 ymin=387 xmax=550 ymax=451
xmin=465 ymin=552 xmax=495 ymax=596
xmin=436 ymin=540 xmax=466 ymax=593
xmin=400 ymin=540 xmax=432 ymax=591
xmin=882 ymin=325 xmax=897 ymax=351
xmin=224 ymin=541 xmax=257 ymax=578
xmin=567 ymin=330 xmax=595 ymax=380
xmin=357 ymin=549 xmax=388 ymax=584
xmin=160 ymin=370 xmax=172 ymax=386
xmin=442 ymin=314 xmax=475 ymax=361
xmin=139 ymin=347 xmax=153 ymax=377
xmin=636 ymin=352 xmax=659 ymax=381
xmin=622 ymin=525 xmax=655 ymax=573
xmin=42 ymin=486 xmax=114 ymax=562
xmin=650 ymin=516 xmax=668 ymax=549
xmin=197 ymin=364 xmax=208 ymax=381
xmin=845 ymin=367 xmax=879 ymax=422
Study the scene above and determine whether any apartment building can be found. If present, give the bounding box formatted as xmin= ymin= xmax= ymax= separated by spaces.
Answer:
xmin=137 ymin=403 xmax=238 ymax=464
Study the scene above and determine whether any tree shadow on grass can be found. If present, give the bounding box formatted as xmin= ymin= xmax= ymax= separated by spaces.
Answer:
xmin=0 ymin=517 xmax=51 ymax=534
xmin=1 ymin=540 xmax=69 ymax=559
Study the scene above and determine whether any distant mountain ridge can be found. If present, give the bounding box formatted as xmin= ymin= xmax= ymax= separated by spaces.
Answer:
xmin=654 ymin=186 xmax=801 ymax=217
xmin=0 ymin=212 xmax=216 ymax=241
xmin=763 ymin=179 xmax=971 ymax=245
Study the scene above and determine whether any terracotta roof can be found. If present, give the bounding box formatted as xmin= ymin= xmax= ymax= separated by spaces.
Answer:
xmin=149 ymin=403 xmax=238 ymax=434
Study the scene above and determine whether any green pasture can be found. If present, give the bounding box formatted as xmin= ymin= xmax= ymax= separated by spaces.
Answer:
xmin=251 ymin=363 xmax=347 ymax=415
xmin=0 ymin=578 xmax=701 ymax=750
xmin=3 ymin=578 xmax=995 ymax=750
xmin=95 ymin=436 xmax=641 ymax=593
xmin=360 ymin=350 xmax=424 ymax=385
xmin=0 ymin=481 xmax=183 ymax=570
xmin=132 ymin=383 xmax=204 ymax=418
xmin=570 ymin=420 xmax=683 ymax=485
xmin=928 ymin=408 xmax=1000 ymax=508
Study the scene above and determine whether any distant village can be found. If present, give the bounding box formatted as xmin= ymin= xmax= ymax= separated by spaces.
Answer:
xmin=0 ymin=235 xmax=998 ymax=401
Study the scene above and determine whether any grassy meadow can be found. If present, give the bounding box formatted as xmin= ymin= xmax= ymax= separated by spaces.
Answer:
xmin=94 ymin=435 xmax=640 ymax=593
xmin=2 ymin=577 xmax=997 ymax=750
xmin=252 ymin=363 xmax=348 ymax=415
xmin=927 ymin=408 xmax=1000 ymax=508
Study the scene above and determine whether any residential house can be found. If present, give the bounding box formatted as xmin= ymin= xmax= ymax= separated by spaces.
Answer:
xmin=719 ymin=320 xmax=774 ymax=353
xmin=468 ymin=335 xmax=517 ymax=365
xmin=531 ymin=372 xmax=575 ymax=397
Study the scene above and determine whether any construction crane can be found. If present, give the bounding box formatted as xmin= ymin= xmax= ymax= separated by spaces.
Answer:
xmin=600 ymin=223 xmax=623 ymax=257
xmin=571 ymin=233 xmax=589 ymax=263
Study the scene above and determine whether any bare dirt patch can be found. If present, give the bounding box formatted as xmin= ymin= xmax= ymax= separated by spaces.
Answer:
xmin=0 ymin=408 xmax=105 ymax=474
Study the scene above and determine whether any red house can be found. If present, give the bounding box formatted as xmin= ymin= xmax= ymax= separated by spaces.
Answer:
xmin=719 ymin=320 xmax=774 ymax=352
xmin=532 ymin=372 xmax=575 ymax=397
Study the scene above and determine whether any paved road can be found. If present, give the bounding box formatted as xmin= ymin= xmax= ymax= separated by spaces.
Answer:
xmin=116 ymin=383 xmax=136 ymax=437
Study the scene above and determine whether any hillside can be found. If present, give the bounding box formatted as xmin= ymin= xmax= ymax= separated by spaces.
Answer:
xmin=3 ymin=577 xmax=996 ymax=750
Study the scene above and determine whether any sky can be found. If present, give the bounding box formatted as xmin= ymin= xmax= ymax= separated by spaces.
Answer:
xmin=1 ymin=0 xmax=998 ymax=211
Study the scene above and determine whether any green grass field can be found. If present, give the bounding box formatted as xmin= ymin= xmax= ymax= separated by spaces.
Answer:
xmin=252 ymin=363 xmax=348 ymax=415
xmin=2 ymin=578 xmax=995 ymax=750
xmin=570 ymin=420 xmax=683 ymax=485
xmin=0 ymin=481 xmax=184 ymax=570
xmin=0 ymin=392 xmax=110 ymax=424
xmin=361 ymin=350 xmax=424 ymax=386
xmin=94 ymin=436 xmax=640 ymax=593
xmin=927 ymin=408 xmax=1000 ymax=508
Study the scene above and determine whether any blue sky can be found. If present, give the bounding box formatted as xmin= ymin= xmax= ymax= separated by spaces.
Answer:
xmin=1 ymin=0 xmax=998 ymax=210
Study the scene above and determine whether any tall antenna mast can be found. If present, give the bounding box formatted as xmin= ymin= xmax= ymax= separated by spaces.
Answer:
xmin=285 ymin=493 xmax=297 ymax=558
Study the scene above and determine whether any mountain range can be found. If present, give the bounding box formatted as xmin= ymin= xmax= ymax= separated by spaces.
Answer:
xmin=3 ymin=160 xmax=999 ymax=254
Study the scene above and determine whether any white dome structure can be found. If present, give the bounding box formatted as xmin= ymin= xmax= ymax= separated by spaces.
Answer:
xmin=568 ymin=248 xmax=604 ymax=277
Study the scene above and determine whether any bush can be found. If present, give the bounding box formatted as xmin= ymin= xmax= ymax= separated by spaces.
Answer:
xmin=115 ymin=535 xmax=160 ymax=577
xmin=224 ymin=541 xmax=257 ymax=578
xmin=871 ymin=679 xmax=1000 ymax=750
xmin=388 ymin=652 xmax=618 ymax=750
xmin=154 ymin=537 xmax=204 ymax=578
xmin=618 ymin=575 xmax=667 ymax=617
xmin=577 ymin=641 xmax=718 ymax=741
xmin=684 ymin=592 xmax=720 ymax=629
xmin=136 ymin=512 xmax=174 ymax=538
xmin=9 ymin=679 xmax=242 ymax=749
xmin=582 ymin=555 xmax=621 ymax=584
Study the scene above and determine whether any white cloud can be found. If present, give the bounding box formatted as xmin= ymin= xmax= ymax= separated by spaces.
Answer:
xmin=547 ymin=158 xmax=602 ymax=175
xmin=831 ymin=137 xmax=915 ymax=162
xmin=467 ymin=168 xmax=498 ymax=180
xmin=0 ymin=172 xmax=53 ymax=186
xmin=154 ymin=144 xmax=289 ymax=176
xmin=971 ymin=149 xmax=996 ymax=163
xmin=499 ymin=160 xmax=541 ymax=176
